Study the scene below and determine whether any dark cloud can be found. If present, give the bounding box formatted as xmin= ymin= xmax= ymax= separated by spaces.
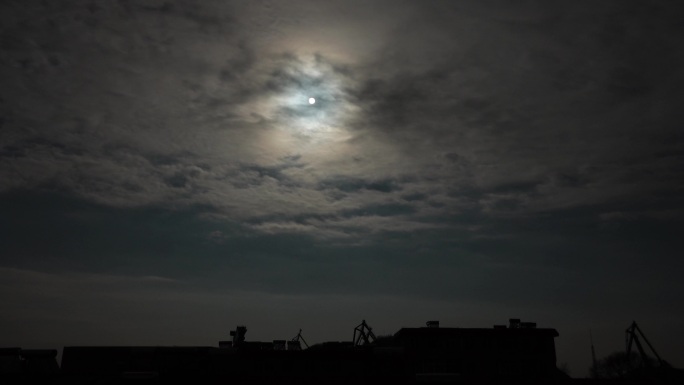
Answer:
xmin=401 ymin=192 xmax=427 ymax=202
xmin=340 ymin=202 xmax=416 ymax=218
xmin=318 ymin=175 xmax=402 ymax=194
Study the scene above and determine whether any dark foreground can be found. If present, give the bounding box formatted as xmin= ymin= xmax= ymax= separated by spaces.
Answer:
xmin=3 ymin=320 xmax=681 ymax=384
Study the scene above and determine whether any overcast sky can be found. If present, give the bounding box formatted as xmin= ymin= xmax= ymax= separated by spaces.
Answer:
xmin=1 ymin=0 xmax=683 ymax=376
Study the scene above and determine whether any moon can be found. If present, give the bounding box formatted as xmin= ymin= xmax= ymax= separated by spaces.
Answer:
xmin=308 ymin=97 xmax=316 ymax=105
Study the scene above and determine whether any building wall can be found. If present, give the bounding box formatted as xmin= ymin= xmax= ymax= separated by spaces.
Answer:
xmin=394 ymin=328 xmax=559 ymax=379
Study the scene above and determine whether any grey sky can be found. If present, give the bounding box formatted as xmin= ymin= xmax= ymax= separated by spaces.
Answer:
xmin=1 ymin=0 xmax=683 ymax=376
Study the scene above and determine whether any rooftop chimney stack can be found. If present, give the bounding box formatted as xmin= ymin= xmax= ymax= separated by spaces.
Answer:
xmin=230 ymin=326 xmax=247 ymax=347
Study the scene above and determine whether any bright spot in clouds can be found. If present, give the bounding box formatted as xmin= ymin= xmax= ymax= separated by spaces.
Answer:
xmin=308 ymin=97 xmax=316 ymax=104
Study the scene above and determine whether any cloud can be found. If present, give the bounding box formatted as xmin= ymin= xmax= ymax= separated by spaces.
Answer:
xmin=2 ymin=0 xmax=682 ymax=249
xmin=318 ymin=175 xmax=403 ymax=194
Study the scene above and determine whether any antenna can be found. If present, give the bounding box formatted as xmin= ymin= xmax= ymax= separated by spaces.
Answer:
xmin=590 ymin=329 xmax=598 ymax=378
xmin=288 ymin=329 xmax=309 ymax=350
xmin=353 ymin=320 xmax=377 ymax=347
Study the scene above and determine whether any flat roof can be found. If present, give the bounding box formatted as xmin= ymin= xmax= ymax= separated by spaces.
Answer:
xmin=394 ymin=327 xmax=559 ymax=338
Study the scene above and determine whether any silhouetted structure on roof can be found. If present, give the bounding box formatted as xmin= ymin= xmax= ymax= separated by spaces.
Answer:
xmin=353 ymin=319 xmax=377 ymax=347
xmin=288 ymin=328 xmax=309 ymax=351
xmin=230 ymin=325 xmax=247 ymax=347
xmin=1 ymin=318 xmax=580 ymax=384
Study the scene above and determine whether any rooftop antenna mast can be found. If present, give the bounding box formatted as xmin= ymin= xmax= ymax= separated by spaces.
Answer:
xmin=288 ymin=329 xmax=309 ymax=350
xmin=353 ymin=320 xmax=377 ymax=347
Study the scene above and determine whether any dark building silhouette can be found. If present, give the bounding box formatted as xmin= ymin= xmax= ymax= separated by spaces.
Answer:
xmin=2 ymin=319 xmax=573 ymax=384
xmin=391 ymin=319 xmax=560 ymax=381
xmin=0 ymin=348 xmax=59 ymax=374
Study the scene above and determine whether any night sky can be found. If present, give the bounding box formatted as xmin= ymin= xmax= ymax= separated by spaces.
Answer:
xmin=1 ymin=0 xmax=683 ymax=376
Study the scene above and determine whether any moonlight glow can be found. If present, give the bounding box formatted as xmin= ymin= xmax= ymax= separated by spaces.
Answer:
xmin=308 ymin=97 xmax=316 ymax=104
